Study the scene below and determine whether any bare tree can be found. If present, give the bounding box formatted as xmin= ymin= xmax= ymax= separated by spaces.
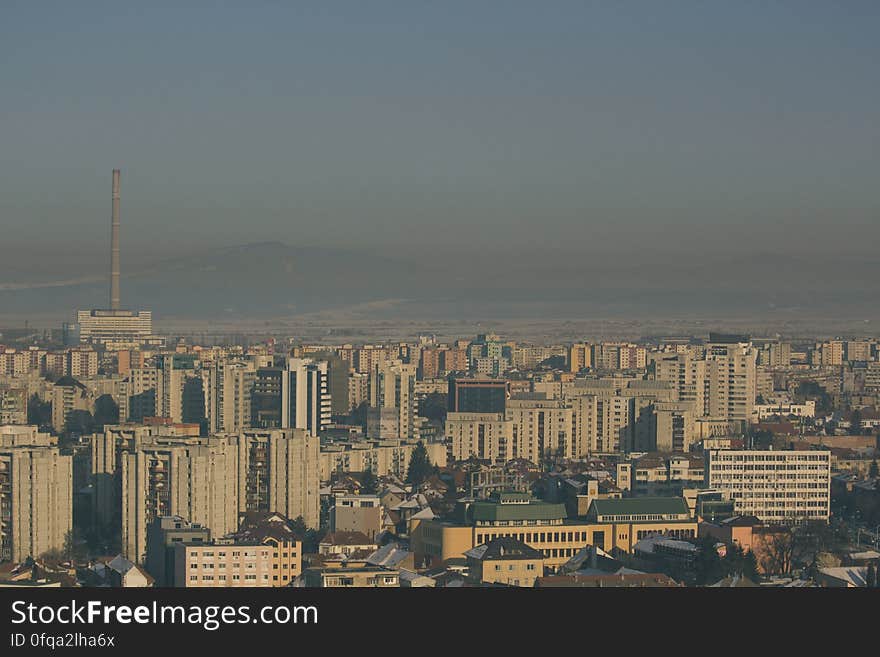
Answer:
xmin=759 ymin=527 xmax=795 ymax=575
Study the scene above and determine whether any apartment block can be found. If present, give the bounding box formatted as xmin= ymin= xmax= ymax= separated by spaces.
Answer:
xmin=0 ymin=439 xmax=72 ymax=562
xmin=706 ymin=449 xmax=831 ymax=523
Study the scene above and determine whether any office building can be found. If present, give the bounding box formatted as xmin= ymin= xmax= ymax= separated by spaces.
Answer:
xmin=706 ymin=449 xmax=831 ymax=523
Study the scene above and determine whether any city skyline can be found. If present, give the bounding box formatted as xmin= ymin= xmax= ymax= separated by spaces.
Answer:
xmin=2 ymin=2 xmax=880 ymax=601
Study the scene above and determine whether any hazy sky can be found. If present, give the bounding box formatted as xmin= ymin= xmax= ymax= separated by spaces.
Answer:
xmin=2 ymin=1 xmax=879 ymax=265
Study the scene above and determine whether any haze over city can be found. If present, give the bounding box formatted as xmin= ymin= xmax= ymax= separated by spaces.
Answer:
xmin=2 ymin=1 xmax=879 ymax=332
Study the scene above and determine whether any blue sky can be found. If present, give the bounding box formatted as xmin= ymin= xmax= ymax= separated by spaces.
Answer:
xmin=2 ymin=1 xmax=879 ymax=264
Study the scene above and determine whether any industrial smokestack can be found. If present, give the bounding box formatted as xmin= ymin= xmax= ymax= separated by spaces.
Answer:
xmin=110 ymin=169 xmax=121 ymax=310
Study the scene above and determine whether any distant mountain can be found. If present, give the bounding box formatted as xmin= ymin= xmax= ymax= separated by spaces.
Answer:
xmin=0 ymin=242 xmax=432 ymax=319
xmin=0 ymin=242 xmax=877 ymax=322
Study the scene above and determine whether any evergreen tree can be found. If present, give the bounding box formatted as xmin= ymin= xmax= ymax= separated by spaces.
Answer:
xmin=27 ymin=393 xmax=52 ymax=428
xmin=867 ymin=562 xmax=877 ymax=588
xmin=92 ymin=394 xmax=120 ymax=430
xmin=360 ymin=469 xmax=379 ymax=495
xmin=406 ymin=441 xmax=433 ymax=488
xmin=695 ymin=536 xmax=725 ymax=585
xmin=743 ymin=549 xmax=759 ymax=580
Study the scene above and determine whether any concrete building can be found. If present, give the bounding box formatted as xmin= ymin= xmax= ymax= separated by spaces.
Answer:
xmin=369 ymin=361 xmax=418 ymax=441
xmin=232 ymin=429 xmax=320 ymax=530
xmin=144 ymin=516 xmax=211 ymax=587
xmin=706 ymin=449 xmax=831 ymax=522
xmin=251 ymin=359 xmax=330 ymax=436
xmin=50 ymin=376 xmax=93 ymax=433
xmin=653 ymin=401 xmax=697 ymax=452
xmin=0 ymin=386 xmax=27 ymax=425
xmin=507 ymin=396 xmax=574 ymax=462
xmin=0 ymin=439 xmax=72 ymax=562
xmin=202 ymin=360 xmax=255 ymax=434
xmin=120 ymin=438 xmax=239 ymax=563
xmin=568 ymin=343 xmax=593 ymax=372
xmin=301 ymin=565 xmax=399 ymax=588
xmin=445 ymin=412 xmax=512 ymax=462
xmin=76 ymin=310 xmax=156 ymax=349
xmin=319 ymin=439 xmax=443 ymax=479
xmin=172 ymin=512 xmax=303 ymax=588
xmin=653 ymin=337 xmax=758 ymax=422
xmin=330 ymin=494 xmax=383 ymax=540
xmin=616 ymin=453 xmax=705 ymax=496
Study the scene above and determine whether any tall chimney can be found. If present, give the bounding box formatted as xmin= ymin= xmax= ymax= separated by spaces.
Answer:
xmin=110 ymin=169 xmax=121 ymax=310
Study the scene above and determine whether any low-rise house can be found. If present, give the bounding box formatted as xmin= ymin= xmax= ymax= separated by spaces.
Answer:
xmin=106 ymin=555 xmax=153 ymax=587
xmin=319 ymin=531 xmax=377 ymax=557
xmin=464 ymin=537 xmax=545 ymax=587
xmin=299 ymin=565 xmax=400 ymax=588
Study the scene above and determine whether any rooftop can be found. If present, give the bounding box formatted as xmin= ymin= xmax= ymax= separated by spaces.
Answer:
xmin=588 ymin=497 xmax=691 ymax=519
xmin=464 ymin=537 xmax=545 ymax=562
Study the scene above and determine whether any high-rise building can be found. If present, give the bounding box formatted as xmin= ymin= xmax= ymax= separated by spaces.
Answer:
xmin=120 ymin=437 xmax=239 ymax=563
xmin=76 ymin=310 xmax=156 ymax=349
xmin=250 ymin=359 xmax=330 ymax=436
xmin=445 ymin=412 xmax=512 ymax=462
xmin=156 ymin=354 xmax=200 ymax=423
xmin=568 ymin=343 xmax=593 ymax=372
xmin=0 ymin=430 xmax=72 ymax=562
xmin=653 ymin=337 xmax=757 ymax=422
xmin=232 ymin=429 xmax=319 ymax=529
xmin=369 ymin=362 xmax=418 ymax=440
xmin=506 ymin=396 xmax=574 ymax=462
xmin=284 ymin=358 xmax=330 ymax=437
xmin=202 ymin=360 xmax=255 ymax=434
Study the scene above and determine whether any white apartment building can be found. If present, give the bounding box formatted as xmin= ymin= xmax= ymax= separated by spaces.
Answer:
xmin=706 ymin=449 xmax=831 ymax=523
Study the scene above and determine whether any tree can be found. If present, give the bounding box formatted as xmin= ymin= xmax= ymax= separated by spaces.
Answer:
xmin=762 ymin=528 xmax=795 ymax=575
xmin=405 ymin=441 xmax=434 ymax=488
xmin=793 ymin=520 xmax=836 ymax=566
xmin=694 ymin=536 xmax=725 ymax=585
xmin=741 ymin=549 xmax=760 ymax=581
xmin=360 ymin=469 xmax=379 ymax=495
xmin=850 ymin=409 xmax=863 ymax=434
xmin=349 ymin=401 xmax=369 ymax=429
xmin=27 ymin=393 xmax=52 ymax=428
xmin=63 ymin=528 xmax=87 ymax=564
xmin=92 ymin=394 xmax=119 ymax=430
xmin=418 ymin=393 xmax=447 ymax=424
xmin=796 ymin=381 xmax=832 ymax=414
xmin=290 ymin=516 xmax=308 ymax=537
xmin=539 ymin=355 xmax=566 ymax=370
xmin=63 ymin=410 xmax=95 ymax=438
xmin=290 ymin=515 xmax=325 ymax=553
xmin=304 ymin=528 xmax=326 ymax=554
xmin=751 ymin=429 xmax=774 ymax=450
xmin=867 ymin=562 xmax=878 ymax=588
xmin=39 ymin=548 xmax=64 ymax=568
